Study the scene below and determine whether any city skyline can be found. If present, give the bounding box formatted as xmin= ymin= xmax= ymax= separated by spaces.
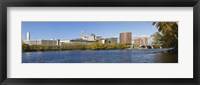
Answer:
xmin=22 ymin=22 xmax=157 ymax=41
xmin=22 ymin=22 xmax=178 ymax=63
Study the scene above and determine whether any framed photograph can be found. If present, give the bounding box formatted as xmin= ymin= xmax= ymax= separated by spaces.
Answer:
xmin=0 ymin=0 xmax=199 ymax=85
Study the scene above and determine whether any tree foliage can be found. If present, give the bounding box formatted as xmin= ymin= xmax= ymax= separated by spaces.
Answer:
xmin=151 ymin=22 xmax=178 ymax=51
xmin=22 ymin=42 xmax=130 ymax=52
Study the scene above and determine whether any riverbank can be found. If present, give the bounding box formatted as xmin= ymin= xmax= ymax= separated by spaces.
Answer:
xmin=22 ymin=46 xmax=176 ymax=54
xmin=22 ymin=43 xmax=177 ymax=53
xmin=22 ymin=43 xmax=131 ymax=52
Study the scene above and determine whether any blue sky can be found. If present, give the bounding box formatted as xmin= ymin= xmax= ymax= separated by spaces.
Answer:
xmin=22 ymin=22 xmax=158 ymax=41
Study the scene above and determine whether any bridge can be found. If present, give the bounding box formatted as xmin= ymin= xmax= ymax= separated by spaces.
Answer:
xmin=133 ymin=44 xmax=162 ymax=49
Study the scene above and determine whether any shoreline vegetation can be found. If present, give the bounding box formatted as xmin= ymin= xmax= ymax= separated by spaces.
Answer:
xmin=22 ymin=42 xmax=131 ymax=52
xmin=151 ymin=22 xmax=178 ymax=53
xmin=22 ymin=42 xmax=176 ymax=53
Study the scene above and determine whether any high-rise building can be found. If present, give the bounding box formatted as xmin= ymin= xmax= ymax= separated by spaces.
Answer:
xmin=134 ymin=38 xmax=140 ymax=46
xmin=141 ymin=37 xmax=148 ymax=45
xmin=120 ymin=32 xmax=132 ymax=45
xmin=27 ymin=32 xmax=30 ymax=41
xmin=134 ymin=37 xmax=148 ymax=46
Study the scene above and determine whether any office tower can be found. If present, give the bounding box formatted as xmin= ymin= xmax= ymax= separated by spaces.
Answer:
xmin=27 ymin=32 xmax=30 ymax=41
xmin=134 ymin=37 xmax=148 ymax=46
xmin=120 ymin=32 xmax=132 ymax=45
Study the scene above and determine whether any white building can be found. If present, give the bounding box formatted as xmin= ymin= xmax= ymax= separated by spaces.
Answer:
xmin=60 ymin=40 xmax=71 ymax=45
xmin=24 ymin=40 xmax=59 ymax=46
xmin=81 ymin=31 xmax=96 ymax=41
xmin=100 ymin=39 xmax=106 ymax=44
xmin=95 ymin=36 xmax=102 ymax=40
xmin=23 ymin=32 xmax=60 ymax=46
xmin=26 ymin=32 xmax=30 ymax=41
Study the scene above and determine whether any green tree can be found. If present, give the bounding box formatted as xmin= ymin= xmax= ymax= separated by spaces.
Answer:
xmin=22 ymin=41 xmax=30 ymax=51
xmin=152 ymin=22 xmax=178 ymax=51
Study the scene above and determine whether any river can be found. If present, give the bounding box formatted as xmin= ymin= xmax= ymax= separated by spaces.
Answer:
xmin=22 ymin=49 xmax=178 ymax=63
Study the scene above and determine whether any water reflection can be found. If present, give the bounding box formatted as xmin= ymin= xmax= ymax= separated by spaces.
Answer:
xmin=22 ymin=49 xmax=178 ymax=63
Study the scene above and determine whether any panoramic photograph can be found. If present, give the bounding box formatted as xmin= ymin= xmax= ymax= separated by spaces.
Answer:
xmin=22 ymin=22 xmax=178 ymax=63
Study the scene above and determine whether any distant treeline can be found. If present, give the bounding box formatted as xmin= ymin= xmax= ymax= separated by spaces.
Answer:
xmin=22 ymin=42 xmax=131 ymax=52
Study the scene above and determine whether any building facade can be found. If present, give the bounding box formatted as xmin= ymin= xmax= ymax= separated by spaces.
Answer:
xmin=24 ymin=32 xmax=60 ymax=46
xmin=24 ymin=40 xmax=59 ymax=46
xmin=120 ymin=32 xmax=132 ymax=45
xmin=81 ymin=31 xmax=96 ymax=41
xmin=134 ymin=38 xmax=140 ymax=46
xmin=105 ymin=37 xmax=118 ymax=44
xmin=95 ymin=36 xmax=102 ymax=41
xmin=87 ymin=34 xmax=95 ymax=41
xmin=100 ymin=39 xmax=106 ymax=44
xmin=134 ymin=37 xmax=148 ymax=46
xmin=26 ymin=32 xmax=30 ymax=41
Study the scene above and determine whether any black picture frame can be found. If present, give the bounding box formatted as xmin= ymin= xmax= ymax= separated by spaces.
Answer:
xmin=0 ymin=0 xmax=199 ymax=85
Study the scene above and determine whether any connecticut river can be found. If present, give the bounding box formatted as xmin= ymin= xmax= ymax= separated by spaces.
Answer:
xmin=22 ymin=49 xmax=178 ymax=63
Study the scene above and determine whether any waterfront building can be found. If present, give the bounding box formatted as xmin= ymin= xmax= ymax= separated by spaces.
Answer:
xmin=70 ymin=38 xmax=98 ymax=43
xmin=100 ymin=39 xmax=106 ymax=44
xmin=81 ymin=31 xmax=105 ymax=42
xmin=26 ymin=32 xmax=30 ymax=41
xmin=87 ymin=34 xmax=95 ymax=41
xmin=105 ymin=37 xmax=118 ymax=44
xmin=23 ymin=32 xmax=60 ymax=46
xmin=95 ymin=36 xmax=102 ymax=41
xmin=81 ymin=31 xmax=96 ymax=41
xmin=24 ymin=39 xmax=59 ymax=46
xmin=120 ymin=32 xmax=132 ymax=45
xmin=60 ymin=40 xmax=71 ymax=45
xmin=141 ymin=37 xmax=148 ymax=45
xmin=134 ymin=37 xmax=148 ymax=46
xmin=134 ymin=38 xmax=140 ymax=46
xmin=110 ymin=37 xmax=118 ymax=43
xmin=60 ymin=40 xmax=71 ymax=43
xmin=67 ymin=31 xmax=99 ymax=44
xmin=56 ymin=39 xmax=60 ymax=46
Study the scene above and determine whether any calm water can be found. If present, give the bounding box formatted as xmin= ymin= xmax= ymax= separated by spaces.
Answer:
xmin=22 ymin=49 xmax=178 ymax=63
